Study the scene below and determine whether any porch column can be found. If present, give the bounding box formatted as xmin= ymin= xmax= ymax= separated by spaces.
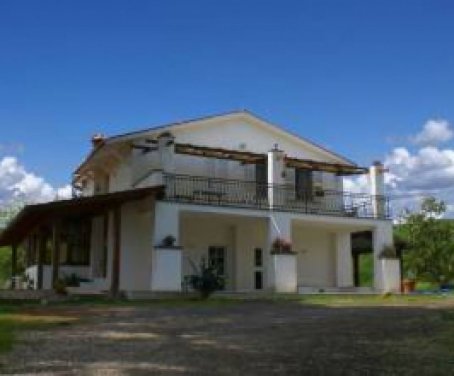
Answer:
xmin=369 ymin=161 xmax=386 ymax=218
xmin=51 ymin=223 xmax=61 ymax=287
xmin=37 ymin=230 xmax=46 ymax=290
xmin=11 ymin=243 xmax=17 ymax=290
xmin=110 ymin=205 xmax=122 ymax=297
xmin=372 ymin=222 xmax=399 ymax=292
xmin=151 ymin=202 xmax=182 ymax=291
xmin=335 ymin=232 xmax=354 ymax=288
xmin=267 ymin=145 xmax=285 ymax=209
xmin=267 ymin=213 xmax=297 ymax=292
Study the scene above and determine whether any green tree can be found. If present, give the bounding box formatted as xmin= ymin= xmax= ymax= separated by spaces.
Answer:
xmin=401 ymin=197 xmax=454 ymax=285
xmin=0 ymin=202 xmax=25 ymax=285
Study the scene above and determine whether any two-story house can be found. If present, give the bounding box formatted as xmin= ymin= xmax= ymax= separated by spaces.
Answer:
xmin=0 ymin=111 xmax=401 ymax=295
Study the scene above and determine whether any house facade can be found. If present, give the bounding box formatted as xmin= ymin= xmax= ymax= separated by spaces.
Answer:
xmin=0 ymin=111 xmax=400 ymax=295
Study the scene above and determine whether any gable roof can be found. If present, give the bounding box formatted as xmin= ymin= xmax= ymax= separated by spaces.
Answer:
xmin=75 ymin=110 xmax=357 ymax=176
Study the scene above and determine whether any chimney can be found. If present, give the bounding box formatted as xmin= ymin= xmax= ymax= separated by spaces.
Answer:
xmin=91 ymin=134 xmax=105 ymax=148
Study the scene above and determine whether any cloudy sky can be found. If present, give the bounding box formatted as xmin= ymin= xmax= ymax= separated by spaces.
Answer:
xmin=345 ymin=118 xmax=454 ymax=217
xmin=1 ymin=1 xmax=454 ymax=216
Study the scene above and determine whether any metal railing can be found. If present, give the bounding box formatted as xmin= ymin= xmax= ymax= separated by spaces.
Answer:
xmin=163 ymin=173 xmax=389 ymax=219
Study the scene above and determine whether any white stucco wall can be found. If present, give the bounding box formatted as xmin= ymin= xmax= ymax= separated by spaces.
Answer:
xmin=180 ymin=214 xmax=268 ymax=292
xmin=151 ymin=247 xmax=182 ymax=291
xmin=293 ymin=226 xmax=336 ymax=287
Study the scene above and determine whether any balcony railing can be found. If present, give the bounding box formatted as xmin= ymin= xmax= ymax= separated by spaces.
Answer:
xmin=163 ymin=174 xmax=389 ymax=219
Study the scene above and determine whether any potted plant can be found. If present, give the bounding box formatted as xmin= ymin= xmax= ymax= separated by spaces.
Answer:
xmin=378 ymin=244 xmax=398 ymax=259
xmin=271 ymin=237 xmax=294 ymax=254
xmin=188 ymin=258 xmax=224 ymax=299
xmin=161 ymin=235 xmax=176 ymax=247
xmin=402 ymin=271 xmax=416 ymax=293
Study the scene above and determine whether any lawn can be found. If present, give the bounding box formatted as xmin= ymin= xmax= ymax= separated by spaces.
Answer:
xmin=0 ymin=294 xmax=453 ymax=374
xmin=0 ymin=302 xmax=77 ymax=354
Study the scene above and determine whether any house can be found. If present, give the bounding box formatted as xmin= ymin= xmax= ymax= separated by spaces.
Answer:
xmin=0 ymin=110 xmax=401 ymax=295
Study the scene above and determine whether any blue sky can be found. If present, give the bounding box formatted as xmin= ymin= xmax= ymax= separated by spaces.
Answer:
xmin=1 ymin=1 xmax=454 ymax=210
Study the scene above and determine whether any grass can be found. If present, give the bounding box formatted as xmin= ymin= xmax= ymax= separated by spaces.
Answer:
xmin=0 ymin=307 xmax=77 ymax=353
xmin=297 ymin=292 xmax=454 ymax=307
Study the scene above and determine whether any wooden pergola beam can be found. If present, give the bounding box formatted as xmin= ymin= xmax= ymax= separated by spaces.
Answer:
xmin=175 ymin=143 xmax=266 ymax=164
xmin=285 ymin=157 xmax=368 ymax=176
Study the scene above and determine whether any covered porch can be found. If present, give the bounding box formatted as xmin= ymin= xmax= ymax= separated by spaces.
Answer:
xmin=153 ymin=202 xmax=400 ymax=294
xmin=0 ymin=186 xmax=163 ymax=296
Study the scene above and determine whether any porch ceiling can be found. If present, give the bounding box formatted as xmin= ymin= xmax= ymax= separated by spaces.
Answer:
xmin=0 ymin=186 xmax=164 ymax=247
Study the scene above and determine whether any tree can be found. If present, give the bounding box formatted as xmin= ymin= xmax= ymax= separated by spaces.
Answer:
xmin=0 ymin=202 xmax=25 ymax=285
xmin=400 ymin=197 xmax=454 ymax=285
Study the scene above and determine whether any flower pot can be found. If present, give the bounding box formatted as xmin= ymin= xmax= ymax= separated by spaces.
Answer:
xmin=402 ymin=279 xmax=416 ymax=293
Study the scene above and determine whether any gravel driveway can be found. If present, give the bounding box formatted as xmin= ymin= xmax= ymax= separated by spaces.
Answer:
xmin=1 ymin=300 xmax=452 ymax=375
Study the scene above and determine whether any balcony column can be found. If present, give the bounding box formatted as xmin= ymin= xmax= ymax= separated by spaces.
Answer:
xmin=158 ymin=132 xmax=176 ymax=174
xmin=146 ymin=132 xmax=176 ymax=188
xmin=369 ymin=161 xmax=386 ymax=218
xmin=267 ymin=145 xmax=285 ymax=209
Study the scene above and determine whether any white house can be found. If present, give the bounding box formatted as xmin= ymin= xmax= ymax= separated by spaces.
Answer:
xmin=0 ymin=110 xmax=400 ymax=295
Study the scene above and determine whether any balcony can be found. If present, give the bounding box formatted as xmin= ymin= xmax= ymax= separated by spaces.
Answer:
xmin=162 ymin=174 xmax=389 ymax=219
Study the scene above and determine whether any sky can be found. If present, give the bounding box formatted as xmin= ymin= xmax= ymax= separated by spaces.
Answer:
xmin=1 ymin=0 xmax=454 ymax=215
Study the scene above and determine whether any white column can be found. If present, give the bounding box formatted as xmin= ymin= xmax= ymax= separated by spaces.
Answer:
xmin=372 ymin=222 xmax=396 ymax=291
xmin=369 ymin=161 xmax=386 ymax=218
xmin=267 ymin=146 xmax=285 ymax=208
xmin=336 ymin=232 xmax=353 ymax=288
xmin=267 ymin=213 xmax=297 ymax=292
xmin=151 ymin=202 xmax=182 ymax=291
xmin=158 ymin=132 xmax=176 ymax=174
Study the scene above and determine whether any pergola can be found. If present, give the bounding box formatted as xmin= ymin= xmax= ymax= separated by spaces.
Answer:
xmin=0 ymin=186 xmax=164 ymax=296
xmin=174 ymin=143 xmax=368 ymax=176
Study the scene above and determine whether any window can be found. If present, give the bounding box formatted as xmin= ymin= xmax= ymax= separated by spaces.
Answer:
xmin=255 ymin=271 xmax=263 ymax=290
xmin=208 ymin=246 xmax=225 ymax=275
xmin=254 ymin=248 xmax=263 ymax=267
xmin=255 ymin=163 xmax=267 ymax=199
xmin=295 ymin=168 xmax=313 ymax=200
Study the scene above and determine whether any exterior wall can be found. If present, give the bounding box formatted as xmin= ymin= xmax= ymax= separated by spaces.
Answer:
xmin=109 ymin=156 xmax=132 ymax=193
xmin=79 ymin=115 xmax=346 ymax=196
xmin=293 ymin=226 xmax=336 ymax=288
xmin=180 ymin=214 xmax=268 ymax=292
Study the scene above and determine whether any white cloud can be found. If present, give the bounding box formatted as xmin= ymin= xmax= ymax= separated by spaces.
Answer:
xmin=412 ymin=119 xmax=453 ymax=145
xmin=0 ymin=156 xmax=71 ymax=207
xmin=345 ymin=118 xmax=454 ymax=217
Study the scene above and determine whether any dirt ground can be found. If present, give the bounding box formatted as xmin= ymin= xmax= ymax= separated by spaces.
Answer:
xmin=1 ymin=299 xmax=454 ymax=375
